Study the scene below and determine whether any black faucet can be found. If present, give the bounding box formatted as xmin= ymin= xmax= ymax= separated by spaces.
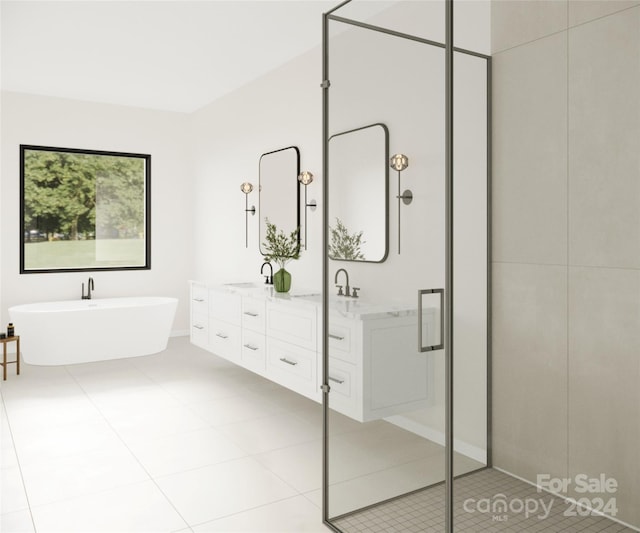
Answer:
xmin=81 ymin=277 xmax=94 ymax=300
xmin=334 ymin=268 xmax=351 ymax=297
xmin=261 ymin=262 xmax=273 ymax=285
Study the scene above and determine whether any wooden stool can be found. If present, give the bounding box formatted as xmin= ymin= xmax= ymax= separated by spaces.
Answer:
xmin=0 ymin=336 xmax=20 ymax=380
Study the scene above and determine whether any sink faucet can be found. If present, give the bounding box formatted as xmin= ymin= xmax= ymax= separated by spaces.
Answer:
xmin=261 ymin=262 xmax=273 ymax=285
xmin=81 ymin=277 xmax=94 ymax=300
xmin=334 ymin=268 xmax=351 ymax=297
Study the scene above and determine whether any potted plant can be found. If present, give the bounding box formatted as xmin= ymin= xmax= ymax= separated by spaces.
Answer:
xmin=262 ymin=218 xmax=301 ymax=293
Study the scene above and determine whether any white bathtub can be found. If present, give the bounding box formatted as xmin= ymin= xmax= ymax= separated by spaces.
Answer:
xmin=8 ymin=297 xmax=178 ymax=365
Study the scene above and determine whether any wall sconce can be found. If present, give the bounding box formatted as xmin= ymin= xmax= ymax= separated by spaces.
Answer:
xmin=241 ymin=182 xmax=256 ymax=248
xmin=298 ymin=171 xmax=317 ymax=250
xmin=390 ymin=154 xmax=412 ymax=254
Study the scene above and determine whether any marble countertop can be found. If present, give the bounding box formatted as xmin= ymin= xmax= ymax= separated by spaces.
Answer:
xmin=195 ymin=281 xmax=430 ymax=321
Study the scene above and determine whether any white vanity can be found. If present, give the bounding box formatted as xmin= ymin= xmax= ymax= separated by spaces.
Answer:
xmin=189 ymin=281 xmax=435 ymax=422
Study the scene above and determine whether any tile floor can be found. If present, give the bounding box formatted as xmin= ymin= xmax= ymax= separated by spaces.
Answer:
xmin=3 ymin=337 xmax=633 ymax=533
xmin=1 ymin=337 xmax=330 ymax=532
xmin=331 ymin=469 xmax=637 ymax=533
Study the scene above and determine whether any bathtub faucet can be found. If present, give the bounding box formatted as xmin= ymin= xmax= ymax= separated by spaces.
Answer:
xmin=81 ymin=277 xmax=95 ymax=300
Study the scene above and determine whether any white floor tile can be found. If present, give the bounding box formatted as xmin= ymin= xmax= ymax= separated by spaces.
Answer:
xmin=20 ymin=443 xmax=150 ymax=506
xmin=303 ymin=490 xmax=322 ymax=510
xmin=0 ymin=466 xmax=29 ymax=514
xmin=87 ymin=382 xmax=181 ymax=411
xmin=101 ymin=404 xmax=210 ymax=443
xmin=155 ymin=457 xmax=297 ymax=525
xmin=1 ymin=443 xmax=19 ymax=469
xmin=11 ymin=419 xmax=122 ymax=466
xmin=0 ymin=509 xmax=35 ymax=533
xmin=217 ymin=412 xmax=321 ymax=455
xmin=4 ymin=395 xmax=103 ymax=434
xmin=127 ymin=427 xmax=247 ymax=478
xmin=187 ymin=390 xmax=287 ymax=427
xmin=192 ymin=495 xmax=329 ymax=532
xmin=254 ymin=439 xmax=322 ymax=493
xmin=30 ymin=480 xmax=188 ymax=533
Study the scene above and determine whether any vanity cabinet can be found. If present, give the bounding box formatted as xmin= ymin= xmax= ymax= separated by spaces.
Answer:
xmin=266 ymin=301 xmax=319 ymax=401
xmin=193 ymin=284 xmax=320 ymax=402
xmin=189 ymin=283 xmax=209 ymax=349
xmin=190 ymin=282 xmax=432 ymax=421
xmin=327 ymin=314 xmax=431 ymax=422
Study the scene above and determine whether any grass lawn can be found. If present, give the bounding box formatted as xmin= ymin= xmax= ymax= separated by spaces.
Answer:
xmin=24 ymin=239 xmax=146 ymax=269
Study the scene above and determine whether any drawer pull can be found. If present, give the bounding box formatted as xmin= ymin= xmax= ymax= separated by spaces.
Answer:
xmin=280 ymin=357 xmax=298 ymax=366
xmin=328 ymin=376 xmax=345 ymax=385
xmin=244 ymin=344 xmax=259 ymax=351
xmin=193 ymin=298 xmax=205 ymax=302
xmin=215 ymin=333 xmax=228 ymax=339
xmin=244 ymin=312 xmax=259 ymax=317
xmin=329 ymin=333 xmax=345 ymax=341
xmin=193 ymin=325 xmax=205 ymax=330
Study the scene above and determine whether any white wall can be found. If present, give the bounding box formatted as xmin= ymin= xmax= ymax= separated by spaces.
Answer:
xmin=190 ymin=2 xmax=489 ymax=459
xmin=190 ymin=47 xmax=322 ymax=290
xmin=0 ymin=92 xmax=192 ymax=334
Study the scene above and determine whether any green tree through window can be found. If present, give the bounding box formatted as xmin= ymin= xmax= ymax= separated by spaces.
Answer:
xmin=20 ymin=145 xmax=150 ymax=272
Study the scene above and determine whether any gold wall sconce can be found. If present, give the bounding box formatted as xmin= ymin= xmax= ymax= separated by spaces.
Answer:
xmin=241 ymin=182 xmax=256 ymax=248
xmin=390 ymin=154 xmax=412 ymax=254
xmin=298 ymin=171 xmax=317 ymax=250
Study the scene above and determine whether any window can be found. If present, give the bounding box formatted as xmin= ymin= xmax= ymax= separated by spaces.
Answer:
xmin=20 ymin=145 xmax=151 ymax=273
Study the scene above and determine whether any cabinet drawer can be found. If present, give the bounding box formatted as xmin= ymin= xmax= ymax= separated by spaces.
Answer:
xmin=328 ymin=321 xmax=357 ymax=364
xmin=191 ymin=284 xmax=208 ymax=316
xmin=191 ymin=312 xmax=209 ymax=347
xmin=242 ymin=297 xmax=266 ymax=334
xmin=327 ymin=357 xmax=359 ymax=419
xmin=266 ymin=302 xmax=316 ymax=351
xmin=241 ymin=331 xmax=266 ymax=374
xmin=210 ymin=290 xmax=242 ymax=326
xmin=327 ymin=363 xmax=352 ymax=400
xmin=209 ymin=318 xmax=241 ymax=363
xmin=267 ymin=338 xmax=317 ymax=399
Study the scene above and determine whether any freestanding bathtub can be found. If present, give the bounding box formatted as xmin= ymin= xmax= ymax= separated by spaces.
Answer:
xmin=8 ymin=297 xmax=178 ymax=365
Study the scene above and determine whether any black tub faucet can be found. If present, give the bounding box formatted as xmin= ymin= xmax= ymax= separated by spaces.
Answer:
xmin=261 ymin=262 xmax=273 ymax=285
xmin=81 ymin=277 xmax=95 ymax=300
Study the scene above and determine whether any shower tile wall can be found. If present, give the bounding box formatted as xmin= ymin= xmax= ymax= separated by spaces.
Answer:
xmin=491 ymin=1 xmax=640 ymax=529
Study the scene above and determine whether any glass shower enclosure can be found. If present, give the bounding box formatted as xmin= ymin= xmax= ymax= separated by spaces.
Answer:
xmin=321 ymin=1 xmax=489 ymax=531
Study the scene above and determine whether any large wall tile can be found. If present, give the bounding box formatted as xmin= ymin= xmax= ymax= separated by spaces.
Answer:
xmin=569 ymin=0 xmax=640 ymax=27
xmin=568 ymin=267 xmax=640 ymax=526
xmin=492 ymin=0 xmax=567 ymax=53
xmin=568 ymin=9 xmax=640 ymax=268
xmin=492 ymin=262 xmax=568 ymax=482
xmin=492 ymin=33 xmax=567 ymax=265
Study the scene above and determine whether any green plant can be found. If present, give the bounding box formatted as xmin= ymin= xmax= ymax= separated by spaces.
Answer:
xmin=262 ymin=218 xmax=301 ymax=270
xmin=329 ymin=218 xmax=365 ymax=261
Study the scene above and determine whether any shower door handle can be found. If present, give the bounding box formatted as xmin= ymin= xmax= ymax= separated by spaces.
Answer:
xmin=418 ymin=288 xmax=444 ymax=352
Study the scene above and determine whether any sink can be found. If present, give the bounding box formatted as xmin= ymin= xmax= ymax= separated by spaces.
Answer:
xmin=290 ymin=293 xmax=322 ymax=303
xmin=223 ymin=282 xmax=273 ymax=293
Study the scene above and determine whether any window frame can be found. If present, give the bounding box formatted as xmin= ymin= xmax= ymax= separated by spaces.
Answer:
xmin=19 ymin=144 xmax=152 ymax=274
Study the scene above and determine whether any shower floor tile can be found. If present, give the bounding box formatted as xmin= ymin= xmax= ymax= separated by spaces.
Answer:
xmin=330 ymin=468 xmax=637 ymax=533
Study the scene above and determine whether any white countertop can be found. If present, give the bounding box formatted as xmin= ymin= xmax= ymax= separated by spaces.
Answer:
xmin=195 ymin=281 xmax=426 ymax=321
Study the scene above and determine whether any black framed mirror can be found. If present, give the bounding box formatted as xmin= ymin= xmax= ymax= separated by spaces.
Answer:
xmin=258 ymin=146 xmax=301 ymax=255
xmin=329 ymin=123 xmax=389 ymax=263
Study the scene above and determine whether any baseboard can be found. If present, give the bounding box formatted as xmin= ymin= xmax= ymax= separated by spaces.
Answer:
xmin=385 ymin=414 xmax=487 ymax=464
xmin=170 ymin=330 xmax=189 ymax=338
